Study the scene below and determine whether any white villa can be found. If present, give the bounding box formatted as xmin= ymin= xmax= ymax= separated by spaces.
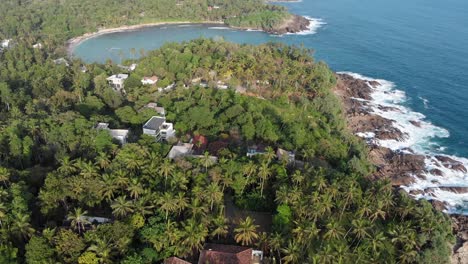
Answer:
xmin=96 ymin=122 xmax=130 ymax=144
xmin=143 ymin=116 xmax=175 ymax=141
xmin=32 ymin=43 xmax=43 ymax=49
xmin=141 ymin=76 xmax=158 ymax=85
xmin=1 ymin=39 xmax=11 ymax=48
xmin=276 ymin=148 xmax=296 ymax=163
xmin=168 ymin=143 xmax=194 ymax=159
xmin=107 ymin=74 xmax=128 ymax=92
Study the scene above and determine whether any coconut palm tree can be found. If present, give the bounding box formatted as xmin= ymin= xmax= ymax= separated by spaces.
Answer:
xmin=111 ymin=196 xmax=134 ymax=218
xmin=234 ymin=216 xmax=259 ymax=246
xmin=258 ymin=162 xmax=271 ymax=197
xmin=157 ymin=192 xmax=177 ymax=221
xmin=264 ymin=146 xmax=276 ymax=164
xmin=323 ymin=220 xmax=345 ymax=241
xmin=210 ymin=215 xmax=229 ymax=240
xmin=205 ymin=182 xmax=223 ymax=211
xmin=182 ymin=218 xmax=208 ymax=256
xmin=127 ymin=178 xmax=144 ymax=200
xmin=159 ymin=159 xmax=175 ymax=186
xmin=0 ymin=202 xmax=6 ymax=227
xmin=95 ymin=152 xmax=111 ymax=170
xmin=201 ymin=152 xmax=215 ymax=172
xmin=57 ymin=156 xmax=76 ymax=175
xmin=67 ymin=208 xmax=90 ymax=234
xmin=11 ymin=213 xmax=35 ymax=240
xmin=0 ymin=167 xmax=10 ymax=187
xmin=282 ymin=240 xmax=301 ymax=264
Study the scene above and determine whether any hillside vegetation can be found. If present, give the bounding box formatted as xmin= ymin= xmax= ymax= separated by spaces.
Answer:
xmin=0 ymin=37 xmax=454 ymax=263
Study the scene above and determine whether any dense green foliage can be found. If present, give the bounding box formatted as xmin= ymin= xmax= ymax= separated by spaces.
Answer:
xmin=0 ymin=0 xmax=289 ymax=49
xmin=0 ymin=36 xmax=454 ymax=263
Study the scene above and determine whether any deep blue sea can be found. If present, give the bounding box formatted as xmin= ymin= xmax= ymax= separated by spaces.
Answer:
xmin=73 ymin=0 xmax=468 ymax=210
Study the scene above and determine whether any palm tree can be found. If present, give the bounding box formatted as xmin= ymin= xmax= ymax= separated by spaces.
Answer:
xmin=57 ymin=156 xmax=76 ymax=175
xmin=111 ymin=196 xmax=134 ymax=218
xmin=100 ymin=174 xmax=118 ymax=201
xmin=241 ymin=161 xmax=256 ymax=195
xmin=350 ymin=219 xmax=370 ymax=245
xmin=95 ymin=152 xmax=111 ymax=170
xmin=269 ymin=233 xmax=284 ymax=264
xmin=206 ymin=182 xmax=223 ymax=211
xmin=0 ymin=167 xmax=10 ymax=187
xmin=67 ymin=208 xmax=90 ymax=234
xmin=210 ymin=215 xmax=229 ymax=240
xmin=159 ymin=159 xmax=175 ymax=186
xmin=182 ymin=218 xmax=208 ymax=256
xmin=201 ymin=152 xmax=215 ymax=171
xmin=264 ymin=146 xmax=276 ymax=164
xmin=157 ymin=192 xmax=177 ymax=221
xmin=0 ymin=202 xmax=6 ymax=227
xmin=127 ymin=178 xmax=144 ymax=200
xmin=323 ymin=220 xmax=345 ymax=241
xmin=11 ymin=213 xmax=35 ymax=240
xmin=132 ymin=197 xmax=154 ymax=218
xmin=79 ymin=161 xmax=99 ymax=179
xmin=175 ymin=192 xmax=189 ymax=214
xmin=87 ymin=238 xmax=113 ymax=263
xmin=189 ymin=199 xmax=209 ymax=220
xmin=234 ymin=216 xmax=259 ymax=246
xmin=258 ymin=162 xmax=271 ymax=197
xmin=281 ymin=240 xmax=301 ymax=264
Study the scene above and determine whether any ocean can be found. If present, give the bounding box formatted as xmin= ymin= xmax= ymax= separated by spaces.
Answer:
xmin=72 ymin=0 xmax=468 ymax=212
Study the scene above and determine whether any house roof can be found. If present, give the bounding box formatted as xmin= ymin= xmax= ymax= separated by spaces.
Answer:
xmin=168 ymin=143 xmax=193 ymax=159
xmin=198 ymin=244 xmax=253 ymax=264
xmin=107 ymin=74 xmax=128 ymax=81
xmin=109 ymin=129 xmax=129 ymax=139
xmin=143 ymin=116 xmax=166 ymax=130
xmin=164 ymin=257 xmax=191 ymax=264
xmin=143 ymin=76 xmax=158 ymax=82
xmin=96 ymin=122 xmax=109 ymax=130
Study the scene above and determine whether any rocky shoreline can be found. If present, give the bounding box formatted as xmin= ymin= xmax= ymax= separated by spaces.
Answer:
xmin=335 ymin=73 xmax=468 ymax=263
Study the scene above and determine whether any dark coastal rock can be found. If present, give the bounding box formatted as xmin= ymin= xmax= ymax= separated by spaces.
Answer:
xmin=269 ymin=15 xmax=310 ymax=34
xmin=430 ymin=168 xmax=444 ymax=176
xmin=368 ymin=80 xmax=381 ymax=87
xmin=368 ymin=146 xmax=426 ymax=186
xmin=435 ymin=155 xmax=467 ymax=173
xmin=410 ymin=120 xmax=421 ymax=127
xmin=430 ymin=199 xmax=448 ymax=212
xmin=439 ymin=187 xmax=468 ymax=194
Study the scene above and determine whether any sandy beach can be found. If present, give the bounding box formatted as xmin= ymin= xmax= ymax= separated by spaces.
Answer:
xmin=66 ymin=21 xmax=224 ymax=56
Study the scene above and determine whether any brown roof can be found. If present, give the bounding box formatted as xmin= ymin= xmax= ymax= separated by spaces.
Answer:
xmin=164 ymin=257 xmax=192 ymax=264
xmin=143 ymin=76 xmax=159 ymax=81
xmin=198 ymin=244 xmax=252 ymax=264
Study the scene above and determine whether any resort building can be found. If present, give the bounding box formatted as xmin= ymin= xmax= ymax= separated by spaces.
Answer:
xmin=106 ymin=74 xmax=128 ymax=92
xmin=141 ymin=76 xmax=159 ymax=85
xmin=1 ymin=39 xmax=11 ymax=48
xmin=198 ymin=243 xmax=263 ymax=264
xmin=32 ymin=43 xmax=43 ymax=49
xmin=142 ymin=116 xmax=175 ymax=141
xmin=246 ymin=145 xmax=267 ymax=157
xmin=96 ymin=122 xmax=130 ymax=145
xmin=167 ymin=143 xmax=194 ymax=159
xmin=164 ymin=257 xmax=191 ymax=264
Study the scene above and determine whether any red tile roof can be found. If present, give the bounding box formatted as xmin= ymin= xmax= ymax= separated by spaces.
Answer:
xmin=198 ymin=244 xmax=253 ymax=264
xmin=164 ymin=257 xmax=191 ymax=264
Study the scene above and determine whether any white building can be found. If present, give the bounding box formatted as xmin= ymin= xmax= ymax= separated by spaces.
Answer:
xmin=96 ymin=122 xmax=130 ymax=144
xmin=53 ymin=58 xmax=70 ymax=67
xmin=1 ymin=39 xmax=11 ymax=48
xmin=106 ymin=74 xmax=128 ymax=92
xmin=168 ymin=143 xmax=193 ymax=159
xmin=141 ymin=76 xmax=158 ymax=85
xmin=32 ymin=43 xmax=43 ymax=49
xmin=142 ymin=102 xmax=166 ymax=116
xmin=143 ymin=116 xmax=175 ymax=141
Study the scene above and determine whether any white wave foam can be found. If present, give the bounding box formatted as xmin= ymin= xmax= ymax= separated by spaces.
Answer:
xmin=286 ymin=16 xmax=326 ymax=36
xmin=340 ymin=71 xmax=468 ymax=214
xmin=419 ymin=96 xmax=430 ymax=109
xmin=208 ymin=27 xmax=231 ymax=30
